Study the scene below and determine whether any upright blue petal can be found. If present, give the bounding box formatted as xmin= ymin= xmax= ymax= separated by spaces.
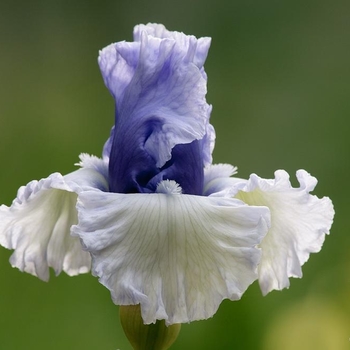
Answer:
xmin=133 ymin=23 xmax=211 ymax=70
xmin=98 ymin=24 xmax=213 ymax=194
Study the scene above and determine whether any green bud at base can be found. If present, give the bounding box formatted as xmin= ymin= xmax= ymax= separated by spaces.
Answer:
xmin=120 ymin=305 xmax=181 ymax=350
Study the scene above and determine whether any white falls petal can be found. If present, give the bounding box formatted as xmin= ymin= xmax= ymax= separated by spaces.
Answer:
xmin=73 ymin=190 xmax=270 ymax=325
xmin=0 ymin=167 xmax=108 ymax=281
xmin=233 ymin=170 xmax=334 ymax=295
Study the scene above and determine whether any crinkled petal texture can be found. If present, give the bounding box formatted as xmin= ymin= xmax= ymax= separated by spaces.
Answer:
xmin=233 ymin=170 xmax=334 ymax=295
xmin=73 ymin=187 xmax=270 ymax=325
xmin=0 ymin=162 xmax=108 ymax=281
xmin=99 ymin=23 xmax=213 ymax=194
xmin=133 ymin=23 xmax=211 ymax=71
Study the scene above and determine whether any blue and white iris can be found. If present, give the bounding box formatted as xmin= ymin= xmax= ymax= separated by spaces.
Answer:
xmin=0 ymin=24 xmax=334 ymax=325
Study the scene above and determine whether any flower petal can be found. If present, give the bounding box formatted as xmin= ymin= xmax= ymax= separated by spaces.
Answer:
xmin=73 ymin=190 xmax=269 ymax=325
xmin=233 ymin=170 xmax=334 ymax=295
xmin=69 ymin=155 xmax=109 ymax=193
xmin=203 ymin=163 xmax=238 ymax=196
xmin=98 ymin=40 xmax=140 ymax=103
xmin=99 ymin=24 xmax=213 ymax=194
xmin=200 ymin=119 xmax=216 ymax=166
xmin=133 ymin=23 xmax=211 ymax=70
xmin=0 ymin=166 xmax=108 ymax=281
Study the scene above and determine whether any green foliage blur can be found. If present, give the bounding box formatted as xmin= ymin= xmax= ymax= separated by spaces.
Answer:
xmin=0 ymin=1 xmax=349 ymax=349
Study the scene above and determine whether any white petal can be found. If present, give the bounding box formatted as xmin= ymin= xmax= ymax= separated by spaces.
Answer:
xmin=0 ymin=168 xmax=108 ymax=281
xmin=73 ymin=191 xmax=269 ymax=325
xmin=233 ymin=170 xmax=334 ymax=295
xmin=76 ymin=153 xmax=109 ymax=181
xmin=203 ymin=163 xmax=238 ymax=196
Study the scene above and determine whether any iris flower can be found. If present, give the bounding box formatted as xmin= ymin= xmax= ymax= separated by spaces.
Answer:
xmin=0 ymin=24 xmax=334 ymax=325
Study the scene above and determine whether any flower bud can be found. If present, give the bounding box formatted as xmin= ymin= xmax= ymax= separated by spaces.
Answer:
xmin=120 ymin=305 xmax=181 ymax=350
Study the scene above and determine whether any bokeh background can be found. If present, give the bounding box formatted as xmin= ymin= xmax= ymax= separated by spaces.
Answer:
xmin=0 ymin=1 xmax=349 ymax=349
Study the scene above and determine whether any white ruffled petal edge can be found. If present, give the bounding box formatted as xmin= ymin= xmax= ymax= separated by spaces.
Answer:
xmin=0 ymin=162 xmax=108 ymax=281
xmin=233 ymin=170 xmax=334 ymax=295
xmin=73 ymin=188 xmax=270 ymax=325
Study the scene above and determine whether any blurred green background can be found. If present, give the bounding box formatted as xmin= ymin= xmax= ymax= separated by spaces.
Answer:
xmin=0 ymin=1 xmax=349 ymax=349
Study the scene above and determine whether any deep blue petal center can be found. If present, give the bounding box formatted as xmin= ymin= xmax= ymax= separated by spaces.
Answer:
xmin=108 ymin=118 xmax=204 ymax=195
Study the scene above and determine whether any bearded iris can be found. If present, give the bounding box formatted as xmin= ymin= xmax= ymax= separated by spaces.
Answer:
xmin=0 ymin=24 xmax=334 ymax=325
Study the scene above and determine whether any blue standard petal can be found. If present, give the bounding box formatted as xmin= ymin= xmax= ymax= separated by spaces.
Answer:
xmin=98 ymin=24 xmax=213 ymax=194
